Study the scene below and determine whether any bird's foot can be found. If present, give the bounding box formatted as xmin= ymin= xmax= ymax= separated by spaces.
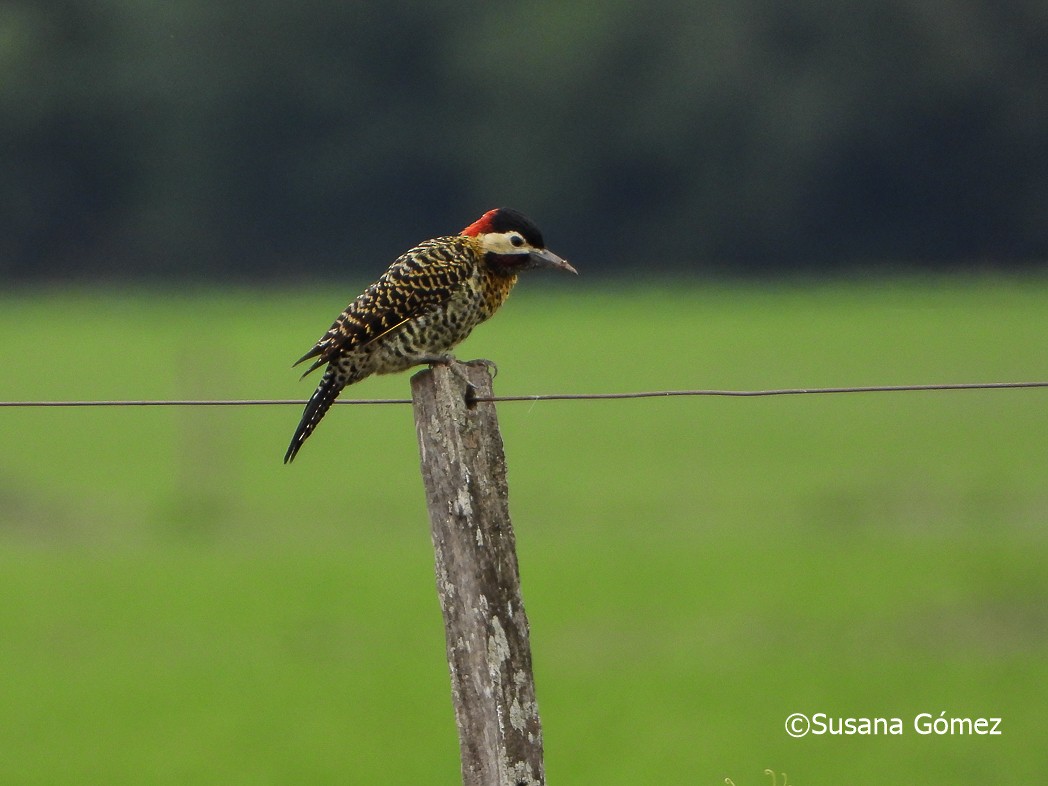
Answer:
xmin=464 ymin=358 xmax=498 ymax=379
xmin=414 ymin=354 xmax=475 ymax=391
xmin=458 ymin=360 xmax=499 ymax=407
xmin=414 ymin=355 xmax=496 ymax=400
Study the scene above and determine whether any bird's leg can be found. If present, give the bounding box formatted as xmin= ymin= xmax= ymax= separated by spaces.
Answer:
xmin=412 ymin=354 xmax=479 ymax=393
xmin=413 ymin=354 xmax=457 ymax=367
xmin=412 ymin=356 xmax=496 ymax=399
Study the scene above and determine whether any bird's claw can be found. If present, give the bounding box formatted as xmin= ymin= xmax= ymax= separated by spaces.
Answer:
xmin=465 ymin=358 xmax=498 ymax=379
xmin=458 ymin=360 xmax=499 ymax=407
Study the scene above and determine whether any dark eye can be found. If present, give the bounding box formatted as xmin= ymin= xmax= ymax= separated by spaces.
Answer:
xmin=510 ymin=234 xmax=525 ymax=247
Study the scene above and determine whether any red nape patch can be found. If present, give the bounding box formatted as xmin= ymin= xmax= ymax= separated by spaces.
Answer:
xmin=460 ymin=208 xmax=499 ymax=236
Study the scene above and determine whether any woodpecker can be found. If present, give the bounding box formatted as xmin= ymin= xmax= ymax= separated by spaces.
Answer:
xmin=284 ymin=207 xmax=576 ymax=463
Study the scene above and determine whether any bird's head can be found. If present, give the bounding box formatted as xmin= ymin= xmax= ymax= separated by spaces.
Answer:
xmin=461 ymin=208 xmax=577 ymax=277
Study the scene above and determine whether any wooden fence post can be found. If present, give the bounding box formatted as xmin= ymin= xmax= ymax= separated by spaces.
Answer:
xmin=411 ymin=361 xmax=544 ymax=786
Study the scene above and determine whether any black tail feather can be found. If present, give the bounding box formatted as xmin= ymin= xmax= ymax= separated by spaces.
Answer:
xmin=284 ymin=368 xmax=343 ymax=463
xmin=292 ymin=344 xmax=328 ymax=377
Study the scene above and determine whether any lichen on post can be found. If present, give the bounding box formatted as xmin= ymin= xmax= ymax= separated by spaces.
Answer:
xmin=411 ymin=361 xmax=544 ymax=786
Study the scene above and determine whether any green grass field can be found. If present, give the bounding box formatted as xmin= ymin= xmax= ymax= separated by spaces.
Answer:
xmin=1 ymin=278 xmax=1046 ymax=784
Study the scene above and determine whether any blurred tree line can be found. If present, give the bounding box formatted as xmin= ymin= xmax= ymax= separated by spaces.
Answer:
xmin=2 ymin=1 xmax=1046 ymax=281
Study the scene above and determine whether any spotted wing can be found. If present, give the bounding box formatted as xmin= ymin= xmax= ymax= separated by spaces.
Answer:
xmin=293 ymin=237 xmax=474 ymax=376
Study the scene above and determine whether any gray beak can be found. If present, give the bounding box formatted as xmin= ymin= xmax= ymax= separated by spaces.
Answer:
xmin=528 ymin=248 xmax=578 ymax=275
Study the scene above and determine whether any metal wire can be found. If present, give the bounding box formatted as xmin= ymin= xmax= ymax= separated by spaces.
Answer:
xmin=2 ymin=381 xmax=1047 ymax=407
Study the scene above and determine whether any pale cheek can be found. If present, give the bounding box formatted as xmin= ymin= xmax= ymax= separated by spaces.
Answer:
xmin=480 ymin=234 xmax=518 ymax=255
